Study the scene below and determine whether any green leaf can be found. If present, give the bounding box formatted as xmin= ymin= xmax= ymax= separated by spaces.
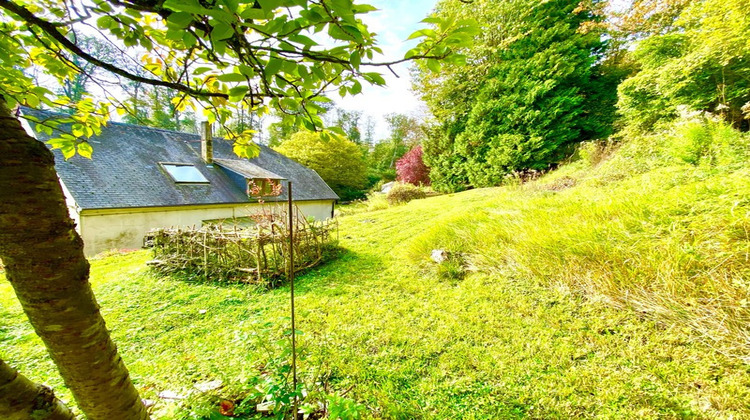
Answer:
xmin=404 ymin=48 xmax=419 ymax=59
xmin=327 ymin=25 xmax=354 ymax=42
xmin=24 ymin=93 xmax=39 ymax=108
xmin=233 ymin=141 xmax=260 ymax=159
xmin=212 ymin=22 xmax=234 ymax=40
xmin=182 ymin=31 xmax=197 ymax=48
xmin=77 ymin=142 xmax=93 ymax=159
xmin=194 ymin=66 xmax=214 ymax=75
xmin=166 ymin=28 xmax=183 ymax=41
xmin=257 ymin=0 xmax=282 ymax=13
xmin=167 ymin=11 xmax=194 ymax=28
xmin=61 ymin=145 xmax=76 ymax=160
xmin=364 ymin=72 xmax=385 ymax=85
xmin=407 ymin=28 xmax=435 ymax=41
xmin=420 ymin=16 xmax=442 ymax=25
xmin=352 ymin=4 xmax=378 ymax=14
xmin=71 ymin=123 xmax=85 ymax=137
xmin=228 ymin=85 xmax=249 ymax=100
xmin=217 ymin=72 xmax=247 ymax=82
xmin=237 ymin=64 xmax=255 ymax=77
xmin=350 ymin=50 xmax=361 ymax=68
xmin=219 ymin=0 xmax=239 ymax=13
xmin=280 ymin=98 xmax=298 ymax=110
xmin=289 ymin=34 xmax=318 ymax=47
xmin=241 ymin=7 xmax=270 ymax=20
xmin=96 ymin=15 xmax=114 ymax=29
xmin=426 ymin=59 xmax=441 ymax=73
xmin=264 ymin=57 xmax=283 ymax=77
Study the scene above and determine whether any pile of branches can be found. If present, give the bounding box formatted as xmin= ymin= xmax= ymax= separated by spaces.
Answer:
xmin=146 ymin=206 xmax=337 ymax=286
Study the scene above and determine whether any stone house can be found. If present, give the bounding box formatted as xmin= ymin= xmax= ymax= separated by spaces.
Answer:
xmin=22 ymin=109 xmax=338 ymax=256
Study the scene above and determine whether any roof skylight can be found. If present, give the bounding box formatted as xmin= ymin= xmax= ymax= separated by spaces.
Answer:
xmin=162 ymin=164 xmax=209 ymax=183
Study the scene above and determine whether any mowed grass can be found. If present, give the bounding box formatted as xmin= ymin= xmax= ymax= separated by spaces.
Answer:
xmin=2 ymin=119 xmax=750 ymax=418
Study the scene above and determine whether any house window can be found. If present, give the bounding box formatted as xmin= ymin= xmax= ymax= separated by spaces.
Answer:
xmin=162 ymin=164 xmax=209 ymax=183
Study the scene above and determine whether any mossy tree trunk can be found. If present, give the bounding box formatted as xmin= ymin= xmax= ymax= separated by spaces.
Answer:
xmin=0 ymin=358 xmax=74 ymax=420
xmin=0 ymin=98 xmax=149 ymax=419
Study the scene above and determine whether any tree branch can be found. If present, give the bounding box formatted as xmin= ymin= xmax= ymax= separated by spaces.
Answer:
xmin=0 ymin=0 xmax=230 ymax=99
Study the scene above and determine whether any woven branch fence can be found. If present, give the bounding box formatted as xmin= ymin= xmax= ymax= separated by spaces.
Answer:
xmin=146 ymin=205 xmax=337 ymax=286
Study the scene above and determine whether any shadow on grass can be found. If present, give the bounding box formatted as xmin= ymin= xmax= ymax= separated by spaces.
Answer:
xmin=145 ymin=245 xmax=389 ymax=296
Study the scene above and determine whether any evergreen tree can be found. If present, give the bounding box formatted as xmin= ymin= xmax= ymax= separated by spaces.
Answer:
xmin=416 ymin=0 xmax=612 ymax=191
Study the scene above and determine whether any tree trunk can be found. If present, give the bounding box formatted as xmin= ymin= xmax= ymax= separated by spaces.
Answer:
xmin=0 ymin=98 xmax=149 ymax=419
xmin=0 ymin=358 xmax=75 ymax=420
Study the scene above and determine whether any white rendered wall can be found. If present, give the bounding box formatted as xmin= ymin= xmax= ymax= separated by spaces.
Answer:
xmin=78 ymin=200 xmax=335 ymax=256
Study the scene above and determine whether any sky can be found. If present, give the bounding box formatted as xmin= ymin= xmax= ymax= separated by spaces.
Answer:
xmin=334 ymin=0 xmax=439 ymax=141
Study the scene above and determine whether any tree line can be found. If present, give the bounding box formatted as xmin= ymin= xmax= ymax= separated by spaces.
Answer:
xmin=413 ymin=0 xmax=749 ymax=192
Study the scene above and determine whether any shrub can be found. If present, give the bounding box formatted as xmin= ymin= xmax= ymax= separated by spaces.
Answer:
xmin=396 ymin=146 xmax=430 ymax=185
xmin=386 ymin=183 xmax=426 ymax=205
xmin=366 ymin=192 xmax=389 ymax=211
xmin=668 ymin=116 xmax=749 ymax=167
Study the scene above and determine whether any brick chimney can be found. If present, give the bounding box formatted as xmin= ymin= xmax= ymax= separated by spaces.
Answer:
xmin=201 ymin=121 xmax=213 ymax=164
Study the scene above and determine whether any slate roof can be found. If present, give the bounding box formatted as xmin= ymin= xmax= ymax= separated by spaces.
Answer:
xmin=22 ymin=108 xmax=339 ymax=210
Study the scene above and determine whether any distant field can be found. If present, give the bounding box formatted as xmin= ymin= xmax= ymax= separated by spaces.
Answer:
xmin=2 ymin=120 xmax=749 ymax=419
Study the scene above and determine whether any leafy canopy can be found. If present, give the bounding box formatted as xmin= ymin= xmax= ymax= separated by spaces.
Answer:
xmin=273 ymin=130 xmax=367 ymax=200
xmin=0 ymin=0 xmax=476 ymax=158
xmin=617 ymin=0 xmax=750 ymax=131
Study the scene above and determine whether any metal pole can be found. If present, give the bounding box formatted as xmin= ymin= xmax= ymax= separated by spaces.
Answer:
xmin=288 ymin=181 xmax=298 ymax=420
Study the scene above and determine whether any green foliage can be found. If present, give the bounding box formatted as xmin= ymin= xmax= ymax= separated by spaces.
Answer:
xmin=617 ymin=0 xmax=750 ymax=131
xmin=5 ymin=134 xmax=750 ymax=417
xmin=233 ymin=325 xmax=305 ymax=419
xmin=666 ymin=117 xmax=749 ymax=166
xmin=366 ymin=142 xmax=401 ymax=181
xmin=122 ymin=86 xmax=198 ymax=133
xmin=0 ymin=0 xmax=476 ymax=159
xmin=406 ymin=117 xmax=750 ymax=363
xmin=415 ymin=0 xmax=615 ymax=192
xmin=266 ymin=120 xmax=298 ymax=148
xmin=3 ymin=124 xmax=750 ymax=417
xmin=274 ymin=131 xmax=367 ymax=201
xmin=329 ymin=108 xmax=363 ymax=145
xmin=385 ymin=182 xmax=426 ymax=205
xmin=364 ymin=113 xmax=424 ymax=185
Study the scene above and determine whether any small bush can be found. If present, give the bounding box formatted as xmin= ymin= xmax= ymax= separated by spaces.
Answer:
xmin=386 ymin=183 xmax=426 ymax=205
xmin=366 ymin=192 xmax=389 ymax=211
xmin=668 ymin=117 xmax=749 ymax=167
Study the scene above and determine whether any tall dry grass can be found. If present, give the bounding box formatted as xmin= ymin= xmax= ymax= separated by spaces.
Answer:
xmin=404 ymin=117 xmax=750 ymax=361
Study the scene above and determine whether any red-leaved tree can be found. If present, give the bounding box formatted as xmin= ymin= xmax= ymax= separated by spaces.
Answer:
xmin=396 ymin=146 xmax=431 ymax=186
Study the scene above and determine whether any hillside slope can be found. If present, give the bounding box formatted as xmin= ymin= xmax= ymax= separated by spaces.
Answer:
xmin=1 ymin=118 xmax=749 ymax=418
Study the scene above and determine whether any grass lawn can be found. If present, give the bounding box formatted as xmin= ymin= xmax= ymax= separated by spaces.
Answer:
xmin=2 ymin=121 xmax=749 ymax=418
